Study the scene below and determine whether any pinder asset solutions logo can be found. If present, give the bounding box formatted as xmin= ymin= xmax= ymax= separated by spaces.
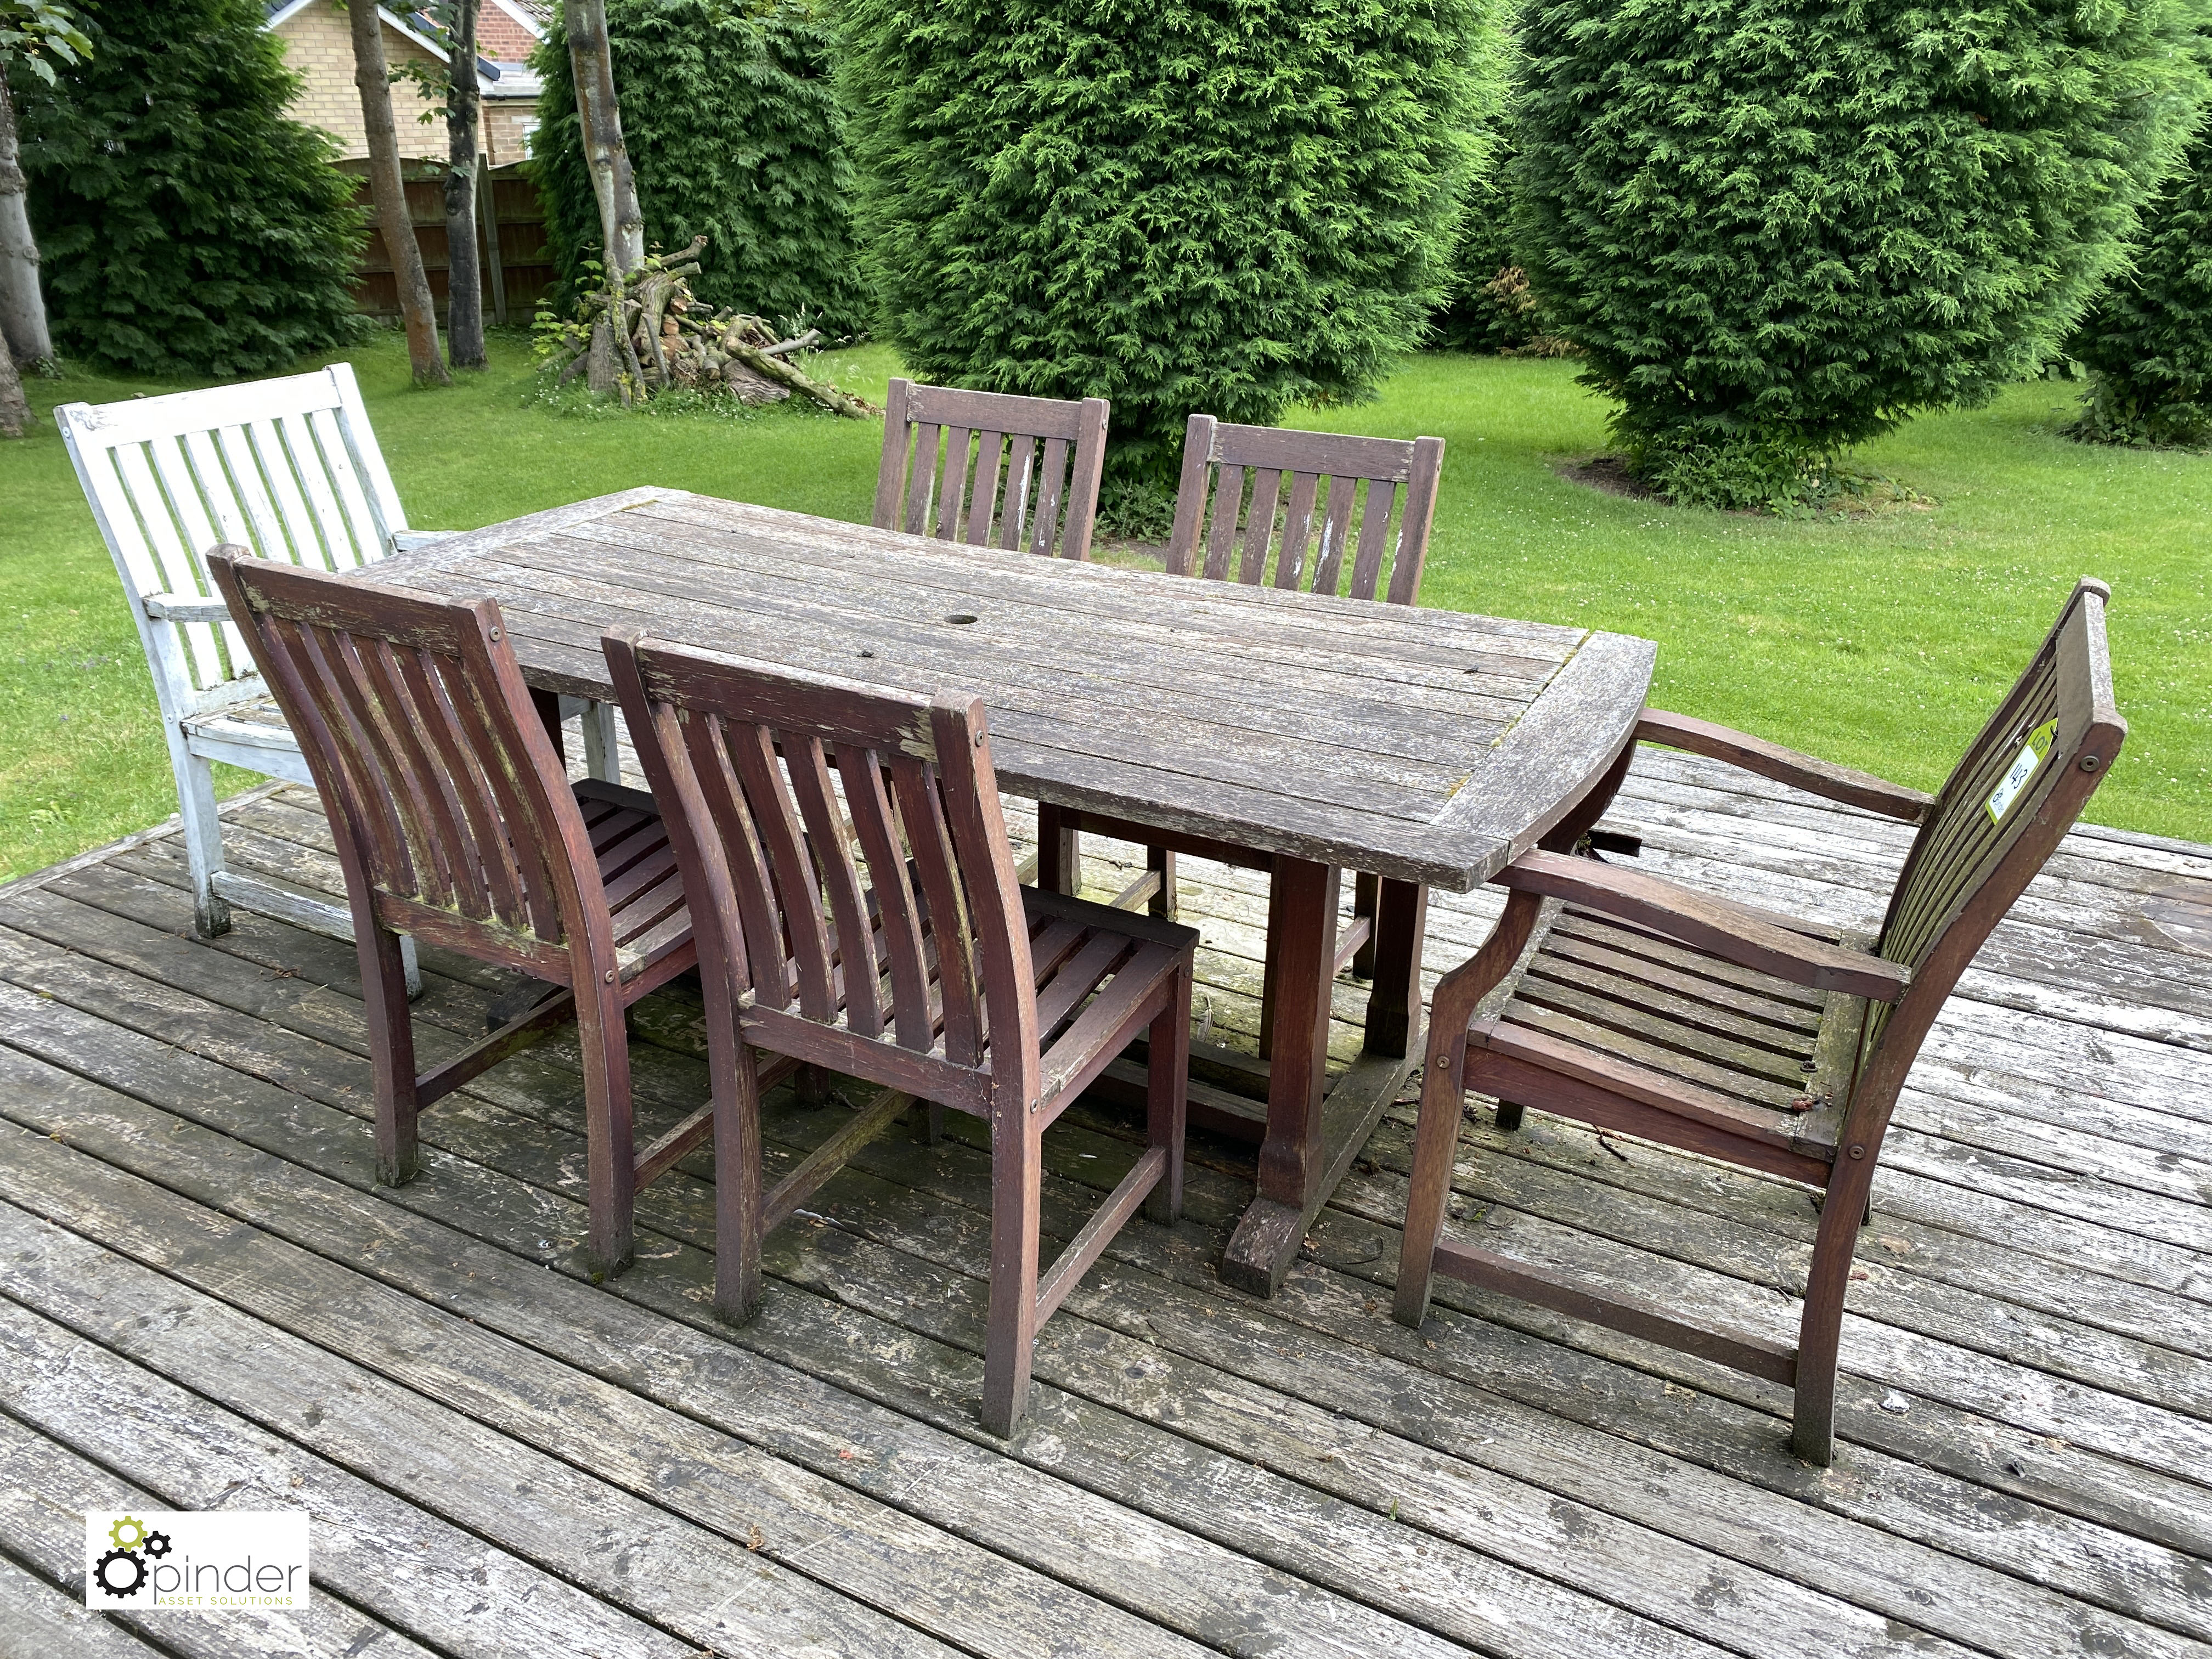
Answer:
xmin=84 ymin=1511 xmax=311 ymax=1610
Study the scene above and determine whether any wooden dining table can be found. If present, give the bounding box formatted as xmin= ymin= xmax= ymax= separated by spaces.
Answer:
xmin=369 ymin=487 xmax=1658 ymax=1296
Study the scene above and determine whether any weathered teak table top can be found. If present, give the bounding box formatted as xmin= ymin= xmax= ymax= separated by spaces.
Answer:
xmin=374 ymin=486 xmax=1658 ymax=1291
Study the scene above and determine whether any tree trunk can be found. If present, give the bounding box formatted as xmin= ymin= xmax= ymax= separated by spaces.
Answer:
xmin=0 ymin=326 xmax=28 ymax=437
xmin=562 ymin=0 xmax=645 ymax=275
xmin=349 ymin=0 xmax=449 ymax=386
xmin=0 ymin=63 xmax=54 ymax=368
xmin=444 ymin=0 xmax=486 ymax=368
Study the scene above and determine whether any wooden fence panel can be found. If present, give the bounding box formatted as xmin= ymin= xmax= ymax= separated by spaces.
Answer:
xmin=343 ymin=159 xmax=556 ymax=327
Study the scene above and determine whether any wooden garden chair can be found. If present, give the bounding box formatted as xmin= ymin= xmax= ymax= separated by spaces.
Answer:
xmin=872 ymin=378 xmax=1110 ymax=562
xmin=206 ymin=552 xmax=703 ymax=1279
xmin=1394 ymin=579 xmax=2125 ymax=1465
xmin=57 ymin=366 xmax=618 ymax=979
xmin=603 ymin=627 xmax=1197 ymax=1436
xmin=1037 ymin=415 xmax=1445 ymax=986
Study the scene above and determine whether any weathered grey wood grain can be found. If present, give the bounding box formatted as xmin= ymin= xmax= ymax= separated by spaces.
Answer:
xmin=373 ymin=487 xmax=1652 ymax=889
xmin=0 ymin=1040 xmax=1512 ymax=1659
xmin=0 ymin=1185 xmax=983 ymax=1659
xmin=0 ymin=1351 xmax=624 ymax=1659
xmin=4 ymin=916 xmax=2194 ymax=1659
xmin=2 ymin=734 xmax=2209 ymax=1659
xmin=0 ymin=1554 xmax=167 ymax=1659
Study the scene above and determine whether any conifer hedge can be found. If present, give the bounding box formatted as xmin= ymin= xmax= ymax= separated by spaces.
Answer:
xmin=843 ymin=0 xmax=1499 ymax=490
xmin=1514 ymin=0 xmax=2208 ymax=507
xmin=2068 ymin=129 xmax=2212 ymax=448
xmin=532 ymin=0 xmax=867 ymax=337
xmin=18 ymin=0 xmax=364 ymax=377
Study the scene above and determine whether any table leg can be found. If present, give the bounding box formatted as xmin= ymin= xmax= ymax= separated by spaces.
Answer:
xmin=1253 ymin=857 xmax=1336 ymax=1209
xmin=1363 ymin=877 xmax=1428 ymax=1058
xmin=1221 ymin=857 xmax=1424 ymax=1296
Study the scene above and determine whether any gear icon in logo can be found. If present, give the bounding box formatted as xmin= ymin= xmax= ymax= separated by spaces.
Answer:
xmin=94 ymin=1548 xmax=146 ymax=1598
xmin=108 ymin=1515 xmax=147 ymax=1551
xmin=142 ymin=1530 xmax=172 ymax=1560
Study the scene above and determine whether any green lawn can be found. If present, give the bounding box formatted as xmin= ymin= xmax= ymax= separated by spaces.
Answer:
xmin=3 ymin=332 xmax=2206 ymax=881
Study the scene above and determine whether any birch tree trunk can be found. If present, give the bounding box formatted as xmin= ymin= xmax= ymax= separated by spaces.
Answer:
xmin=443 ymin=0 xmax=486 ymax=368
xmin=349 ymin=0 xmax=449 ymax=385
xmin=562 ymin=0 xmax=644 ymax=276
xmin=0 ymin=60 xmax=54 ymax=369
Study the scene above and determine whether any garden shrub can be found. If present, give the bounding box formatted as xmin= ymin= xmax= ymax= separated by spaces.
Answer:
xmin=17 ymin=0 xmax=365 ymax=377
xmin=1430 ymin=154 xmax=1541 ymax=354
xmin=1514 ymin=0 xmax=2209 ymax=508
xmin=532 ymin=0 xmax=867 ymax=338
xmin=2067 ymin=127 xmax=2212 ymax=448
xmin=842 ymin=0 xmax=1503 ymax=492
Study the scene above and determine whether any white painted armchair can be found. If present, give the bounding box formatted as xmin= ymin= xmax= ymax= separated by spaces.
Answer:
xmin=57 ymin=363 xmax=617 ymax=986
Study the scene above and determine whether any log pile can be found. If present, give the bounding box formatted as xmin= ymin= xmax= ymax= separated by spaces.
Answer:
xmin=542 ymin=235 xmax=871 ymax=417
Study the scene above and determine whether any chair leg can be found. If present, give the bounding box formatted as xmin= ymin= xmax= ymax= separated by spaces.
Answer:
xmin=1495 ymin=1101 xmax=1526 ymax=1132
xmin=1393 ymin=1027 xmax=1469 ymax=1329
xmin=911 ymin=1098 xmax=946 ymax=1146
xmin=713 ymin=1035 xmax=766 ymax=1324
xmin=1144 ymin=963 xmax=1192 ymax=1224
xmin=577 ymin=978 xmax=639 ymax=1279
xmin=1351 ymin=871 xmax=1379 ymax=979
xmin=982 ymin=1103 xmax=1043 ymax=1437
xmin=1792 ymin=1164 xmax=1874 ymax=1465
xmin=1147 ymin=845 xmax=1177 ymax=921
xmin=361 ymin=923 xmax=421 ymax=1187
xmin=176 ymin=751 xmax=232 ymax=938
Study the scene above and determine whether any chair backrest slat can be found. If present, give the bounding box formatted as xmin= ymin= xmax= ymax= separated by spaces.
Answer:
xmin=729 ymin=718 xmax=840 ymax=1020
xmin=307 ymin=405 xmax=385 ymax=568
xmin=1200 ymin=464 xmax=1244 ymax=582
xmin=787 ymin=737 xmax=882 ymax=1039
xmin=889 ymin=752 xmax=984 ymax=1064
xmin=208 ymin=552 xmax=598 ymax=962
xmin=1165 ymin=415 xmax=1444 ymax=606
xmin=1309 ymin=476 xmax=1359 ymax=597
xmin=58 ymin=365 xmax=412 ymax=712
xmin=1849 ymin=579 xmax=2124 ymax=1136
xmin=1347 ymin=478 xmax=1399 ymax=602
xmin=998 ymin=437 xmax=1038 ymax=551
xmin=1239 ymin=467 xmax=1283 ymax=585
xmin=873 ymin=377 xmax=1109 ymax=562
xmin=1274 ymin=471 xmax=1322 ymax=592
xmin=607 ymin=632 xmax=1039 ymax=1101
xmin=836 ymin=743 xmax=933 ymax=1048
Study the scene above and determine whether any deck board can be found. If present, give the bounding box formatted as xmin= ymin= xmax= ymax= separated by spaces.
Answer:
xmin=1 ymin=748 xmax=2207 ymax=1658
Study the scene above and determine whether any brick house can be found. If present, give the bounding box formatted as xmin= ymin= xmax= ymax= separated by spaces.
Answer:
xmin=264 ymin=0 xmax=548 ymax=169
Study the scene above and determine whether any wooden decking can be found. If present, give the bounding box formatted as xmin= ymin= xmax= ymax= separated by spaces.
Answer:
xmin=1 ymin=746 xmax=2208 ymax=1659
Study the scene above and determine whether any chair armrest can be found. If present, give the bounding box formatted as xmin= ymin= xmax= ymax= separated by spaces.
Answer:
xmin=1494 ymin=849 xmax=1910 ymax=1003
xmin=390 ymin=529 xmax=459 ymax=554
xmin=142 ymin=591 xmax=234 ymax=623
xmin=1635 ymin=708 xmax=1932 ymax=822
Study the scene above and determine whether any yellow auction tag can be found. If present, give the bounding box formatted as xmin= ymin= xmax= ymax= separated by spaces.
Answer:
xmin=1985 ymin=718 xmax=2059 ymax=825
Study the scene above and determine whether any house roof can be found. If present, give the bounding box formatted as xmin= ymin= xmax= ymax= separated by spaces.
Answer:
xmin=263 ymin=1 xmax=539 ymax=97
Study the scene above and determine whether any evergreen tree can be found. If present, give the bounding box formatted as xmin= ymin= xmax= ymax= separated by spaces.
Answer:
xmin=844 ymin=0 xmax=1502 ymax=491
xmin=1514 ymin=0 xmax=2208 ymax=508
xmin=531 ymin=0 xmax=867 ymax=337
xmin=18 ymin=0 xmax=365 ymax=377
xmin=2068 ymin=127 xmax=2212 ymax=448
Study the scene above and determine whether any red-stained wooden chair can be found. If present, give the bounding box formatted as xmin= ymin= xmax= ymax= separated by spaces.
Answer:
xmin=872 ymin=378 xmax=1110 ymax=562
xmin=207 ymin=551 xmax=706 ymax=1279
xmin=605 ymin=628 xmax=1198 ymax=1436
xmin=1395 ymin=580 xmax=2125 ymax=1465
